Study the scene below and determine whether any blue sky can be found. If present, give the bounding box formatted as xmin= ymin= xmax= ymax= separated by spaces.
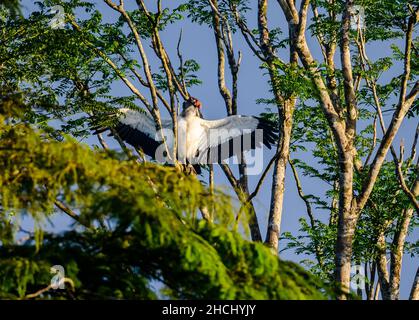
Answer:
xmin=19 ymin=0 xmax=418 ymax=298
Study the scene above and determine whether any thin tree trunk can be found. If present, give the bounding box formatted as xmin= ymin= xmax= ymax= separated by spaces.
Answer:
xmin=333 ymin=0 xmax=359 ymax=298
xmin=410 ymin=267 xmax=419 ymax=300
xmin=367 ymin=262 xmax=377 ymax=300
xmin=374 ymin=281 xmax=381 ymax=300
xmin=265 ymin=105 xmax=293 ymax=250
xmin=334 ymin=150 xmax=356 ymax=296
xmin=258 ymin=0 xmax=297 ymax=253
xmin=209 ymin=0 xmax=262 ymax=241
xmin=389 ymin=208 xmax=414 ymax=299
xmin=376 ymin=232 xmax=391 ymax=300
xmin=389 ymin=177 xmax=418 ymax=299
xmin=239 ymin=163 xmax=263 ymax=242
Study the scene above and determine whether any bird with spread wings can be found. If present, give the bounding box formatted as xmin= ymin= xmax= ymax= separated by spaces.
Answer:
xmin=93 ymin=97 xmax=278 ymax=173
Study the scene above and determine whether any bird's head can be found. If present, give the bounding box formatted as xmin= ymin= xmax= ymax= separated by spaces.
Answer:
xmin=182 ymin=96 xmax=202 ymax=117
xmin=190 ymin=96 xmax=202 ymax=109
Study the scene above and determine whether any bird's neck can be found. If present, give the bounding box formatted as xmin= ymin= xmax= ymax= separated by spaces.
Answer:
xmin=180 ymin=111 xmax=198 ymax=119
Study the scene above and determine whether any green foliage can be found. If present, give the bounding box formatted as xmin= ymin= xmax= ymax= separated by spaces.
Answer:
xmin=153 ymin=59 xmax=203 ymax=91
xmin=279 ymin=99 xmax=417 ymax=281
xmin=265 ymin=0 xmax=419 ymax=286
xmin=362 ymin=0 xmax=414 ymax=40
xmin=310 ymin=0 xmax=415 ymax=42
xmin=186 ymin=0 xmax=250 ymax=30
xmin=0 ymin=0 xmax=202 ymax=138
xmin=0 ymin=0 xmax=21 ymax=16
xmin=2 ymin=0 xmax=414 ymax=301
xmin=0 ymin=103 xmax=331 ymax=299
xmin=309 ymin=0 xmax=342 ymax=44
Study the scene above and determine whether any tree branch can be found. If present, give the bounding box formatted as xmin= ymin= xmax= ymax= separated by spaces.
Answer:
xmin=289 ymin=157 xmax=324 ymax=269
xmin=54 ymin=200 xmax=92 ymax=229
xmin=247 ymin=151 xmax=279 ymax=202
xmin=354 ymin=7 xmax=418 ymax=213
xmin=356 ymin=81 xmax=419 ymax=212
xmin=209 ymin=0 xmax=233 ymax=114
xmin=341 ymin=0 xmax=357 ymax=141
xmin=410 ymin=267 xmax=419 ymax=300
xmin=25 ymin=277 xmax=75 ymax=299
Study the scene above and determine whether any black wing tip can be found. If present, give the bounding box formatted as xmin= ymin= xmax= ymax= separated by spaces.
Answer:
xmin=255 ymin=116 xmax=279 ymax=130
xmin=193 ymin=164 xmax=202 ymax=175
xmin=255 ymin=117 xmax=279 ymax=148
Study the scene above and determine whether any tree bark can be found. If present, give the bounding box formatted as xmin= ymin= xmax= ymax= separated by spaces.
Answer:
xmin=389 ymin=176 xmax=418 ymax=299
xmin=209 ymin=0 xmax=262 ymax=241
xmin=410 ymin=267 xmax=419 ymax=300
xmin=265 ymin=102 xmax=293 ymax=250
xmin=334 ymin=0 xmax=358 ymax=298
xmin=376 ymin=232 xmax=391 ymax=300
xmin=334 ymin=154 xmax=356 ymax=297
xmin=366 ymin=262 xmax=376 ymax=300
xmin=257 ymin=0 xmax=296 ymax=252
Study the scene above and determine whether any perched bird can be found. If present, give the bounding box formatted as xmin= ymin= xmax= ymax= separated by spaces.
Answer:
xmin=93 ymin=97 xmax=278 ymax=172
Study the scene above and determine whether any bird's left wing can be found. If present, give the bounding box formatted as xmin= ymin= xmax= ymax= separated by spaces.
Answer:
xmin=193 ymin=115 xmax=278 ymax=164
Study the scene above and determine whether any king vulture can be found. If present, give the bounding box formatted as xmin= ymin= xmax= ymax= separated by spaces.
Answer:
xmin=94 ymin=97 xmax=278 ymax=172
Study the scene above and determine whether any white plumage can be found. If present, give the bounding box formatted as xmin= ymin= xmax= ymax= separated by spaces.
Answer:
xmin=95 ymin=98 xmax=278 ymax=171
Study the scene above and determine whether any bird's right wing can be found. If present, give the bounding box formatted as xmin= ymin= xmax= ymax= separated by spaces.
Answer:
xmin=93 ymin=108 xmax=172 ymax=158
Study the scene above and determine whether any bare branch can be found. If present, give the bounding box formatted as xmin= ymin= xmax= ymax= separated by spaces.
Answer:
xmin=97 ymin=133 xmax=110 ymax=150
xmin=176 ymin=29 xmax=188 ymax=95
xmin=310 ymin=2 xmax=327 ymax=61
xmin=355 ymin=25 xmax=418 ymax=214
xmin=220 ymin=163 xmax=238 ymax=190
xmin=69 ymin=18 xmax=153 ymax=112
xmin=219 ymin=163 xmax=262 ymax=241
xmin=104 ymin=0 xmax=159 ymax=110
xmin=25 ymin=277 xmax=75 ymax=299
xmin=117 ymin=51 xmax=171 ymax=113
xmin=289 ymin=157 xmax=325 ymax=269
xmin=247 ymin=151 xmax=279 ymax=202
xmin=289 ymin=158 xmax=314 ymax=226
xmin=395 ymin=156 xmax=419 ymax=215
xmin=95 ymin=2 xmax=175 ymax=161
xmin=364 ymin=115 xmax=377 ymax=167
xmin=54 ymin=200 xmax=91 ymax=229
xmin=209 ymin=0 xmax=233 ymax=114
xmin=229 ymin=2 xmax=266 ymax=62
xmin=411 ymin=122 xmax=419 ymax=160
xmin=376 ymin=232 xmax=391 ymax=300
